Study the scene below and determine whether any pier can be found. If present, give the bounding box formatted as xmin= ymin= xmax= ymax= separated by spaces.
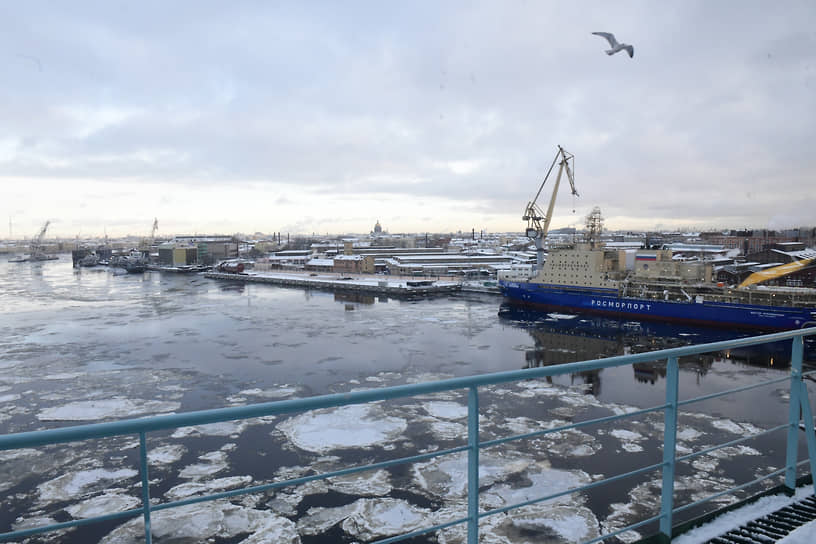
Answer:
xmin=204 ymin=270 xmax=463 ymax=297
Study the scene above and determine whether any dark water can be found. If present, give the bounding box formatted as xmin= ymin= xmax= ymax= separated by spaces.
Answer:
xmin=1 ymin=257 xmax=814 ymax=543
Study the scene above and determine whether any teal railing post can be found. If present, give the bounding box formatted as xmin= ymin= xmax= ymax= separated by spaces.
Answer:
xmin=789 ymin=335 xmax=816 ymax=496
xmin=139 ymin=432 xmax=152 ymax=544
xmin=467 ymin=386 xmax=479 ymax=543
xmin=660 ymin=356 xmax=679 ymax=541
xmin=785 ymin=335 xmax=804 ymax=493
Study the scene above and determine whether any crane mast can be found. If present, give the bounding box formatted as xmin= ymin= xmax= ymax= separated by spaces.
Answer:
xmin=522 ymin=146 xmax=578 ymax=271
xmin=30 ymin=220 xmax=51 ymax=259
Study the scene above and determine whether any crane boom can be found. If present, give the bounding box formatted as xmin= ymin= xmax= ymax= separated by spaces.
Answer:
xmin=30 ymin=220 xmax=51 ymax=256
xmin=523 ymin=146 xmax=578 ymax=270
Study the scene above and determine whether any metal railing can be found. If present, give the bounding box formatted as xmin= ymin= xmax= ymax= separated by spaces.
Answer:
xmin=2 ymin=327 xmax=816 ymax=543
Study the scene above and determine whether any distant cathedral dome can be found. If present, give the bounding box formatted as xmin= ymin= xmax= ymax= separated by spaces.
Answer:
xmin=373 ymin=220 xmax=383 ymax=234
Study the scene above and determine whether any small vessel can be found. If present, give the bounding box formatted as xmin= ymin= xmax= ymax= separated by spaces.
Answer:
xmin=10 ymin=221 xmax=59 ymax=263
xmin=498 ymin=147 xmax=816 ymax=331
xmin=147 ymin=264 xmax=211 ymax=273
xmin=7 ymin=254 xmax=58 ymax=263
xmin=110 ymin=251 xmax=149 ymax=273
xmin=78 ymin=253 xmax=100 ymax=267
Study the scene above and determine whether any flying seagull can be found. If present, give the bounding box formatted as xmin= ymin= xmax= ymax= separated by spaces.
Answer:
xmin=592 ymin=32 xmax=634 ymax=58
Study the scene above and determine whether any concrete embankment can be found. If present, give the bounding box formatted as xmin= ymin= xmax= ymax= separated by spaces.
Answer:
xmin=204 ymin=271 xmax=464 ymax=297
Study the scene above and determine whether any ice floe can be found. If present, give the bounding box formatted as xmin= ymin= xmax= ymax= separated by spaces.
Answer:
xmin=178 ymin=449 xmax=230 ymax=480
xmin=609 ymin=428 xmax=646 ymax=452
xmin=711 ymin=419 xmax=764 ymax=436
xmin=37 ymin=398 xmax=180 ymax=421
xmin=277 ymin=403 xmax=407 ymax=454
xmin=165 ymin=475 xmax=253 ymax=501
xmin=226 ymin=385 xmax=303 ymax=404
xmin=341 ymin=498 xmax=432 ymax=541
xmin=99 ymin=501 xmax=300 ymax=543
xmin=0 ymin=393 xmax=21 ymax=403
xmin=171 ymin=419 xmax=253 ymax=438
xmin=429 ymin=419 xmax=468 ymax=440
xmin=147 ymin=444 xmax=186 ymax=466
xmin=327 ymin=468 xmax=392 ymax=496
xmin=423 ymin=400 xmax=468 ymax=420
xmin=38 ymin=468 xmax=138 ymax=503
xmin=298 ymin=497 xmax=432 ymax=540
xmin=65 ymin=491 xmax=141 ymax=518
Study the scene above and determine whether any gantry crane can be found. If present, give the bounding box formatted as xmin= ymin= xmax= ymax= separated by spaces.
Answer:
xmin=523 ymin=146 xmax=578 ymax=270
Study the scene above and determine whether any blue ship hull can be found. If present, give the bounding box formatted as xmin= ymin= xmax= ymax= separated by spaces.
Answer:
xmin=499 ymin=281 xmax=816 ymax=331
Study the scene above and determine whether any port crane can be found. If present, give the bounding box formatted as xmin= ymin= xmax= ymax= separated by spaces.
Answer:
xmin=523 ymin=145 xmax=578 ymax=269
xmin=29 ymin=220 xmax=51 ymax=259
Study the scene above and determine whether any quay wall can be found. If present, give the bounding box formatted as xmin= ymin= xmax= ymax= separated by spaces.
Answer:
xmin=204 ymin=272 xmax=463 ymax=297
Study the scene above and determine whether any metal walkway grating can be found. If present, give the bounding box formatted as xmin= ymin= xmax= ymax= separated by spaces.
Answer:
xmin=710 ymin=495 xmax=816 ymax=543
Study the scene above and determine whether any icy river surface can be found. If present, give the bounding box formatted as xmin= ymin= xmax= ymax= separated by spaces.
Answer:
xmin=1 ymin=258 xmax=814 ymax=543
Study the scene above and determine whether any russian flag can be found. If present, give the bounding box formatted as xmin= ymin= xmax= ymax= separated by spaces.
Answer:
xmin=636 ymin=254 xmax=657 ymax=261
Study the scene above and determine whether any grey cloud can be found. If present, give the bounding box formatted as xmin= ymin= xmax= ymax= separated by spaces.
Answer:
xmin=2 ymin=0 xmax=815 ymax=233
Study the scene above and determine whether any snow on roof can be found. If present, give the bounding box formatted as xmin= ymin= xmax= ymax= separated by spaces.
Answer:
xmin=334 ymin=255 xmax=363 ymax=261
xmin=751 ymin=262 xmax=785 ymax=270
xmin=267 ymin=255 xmax=308 ymax=262
xmin=772 ymin=247 xmax=816 ymax=260
xmin=604 ymin=241 xmax=644 ymax=248
xmin=306 ymin=258 xmax=334 ymax=266
xmin=392 ymin=254 xmax=513 ymax=262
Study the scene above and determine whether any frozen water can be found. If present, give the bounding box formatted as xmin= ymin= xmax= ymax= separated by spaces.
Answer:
xmin=436 ymin=504 xmax=600 ymax=544
xmin=171 ymin=420 xmax=252 ymax=438
xmin=429 ymin=419 xmax=468 ymax=440
xmin=65 ymin=491 xmax=141 ymax=519
xmin=179 ymin=450 xmax=230 ymax=480
xmin=481 ymin=463 xmax=593 ymax=510
xmin=507 ymin=505 xmax=599 ymax=542
xmin=99 ymin=500 xmax=300 ymax=543
xmin=147 ymin=444 xmax=186 ymax=466
xmin=165 ymin=475 xmax=253 ymax=500
xmin=226 ymin=385 xmax=304 ymax=404
xmin=711 ymin=419 xmax=764 ymax=436
xmin=342 ymin=498 xmax=432 ymax=541
xmin=610 ymin=428 xmax=646 ymax=452
xmin=37 ymin=398 xmax=180 ymax=421
xmin=610 ymin=429 xmax=644 ymax=442
xmin=297 ymin=500 xmax=360 ymax=536
xmin=677 ymin=427 xmax=704 ymax=442
xmin=277 ymin=403 xmax=407 ymax=454
xmin=423 ymin=400 xmax=467 ymax=420
xmin=38 ymin=468 xmax=139 ymax=503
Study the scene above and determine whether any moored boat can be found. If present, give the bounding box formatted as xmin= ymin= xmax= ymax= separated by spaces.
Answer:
xmin=500 ymin=146 xmax=816 ymax=331
xmin=499 ymin=243 xmax=816 ymax=330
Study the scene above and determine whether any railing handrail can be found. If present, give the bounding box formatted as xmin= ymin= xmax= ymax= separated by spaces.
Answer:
xmin=4 ymin=327 xmax=815 ymax=452
xmin=1 ymin=327 xmax=815 ymax=543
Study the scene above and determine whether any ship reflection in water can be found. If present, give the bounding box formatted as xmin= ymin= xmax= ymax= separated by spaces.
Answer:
xmin=498 ymin=302 xmax=813 ymax=397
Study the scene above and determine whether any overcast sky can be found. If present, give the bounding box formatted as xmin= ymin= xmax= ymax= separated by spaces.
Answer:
xmin=2 ymin=1 xmax=815 ymax=238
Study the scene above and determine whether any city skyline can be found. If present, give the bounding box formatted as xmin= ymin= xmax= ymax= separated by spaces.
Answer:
xmin=3 ymin=2 xmax=815 ymax=238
